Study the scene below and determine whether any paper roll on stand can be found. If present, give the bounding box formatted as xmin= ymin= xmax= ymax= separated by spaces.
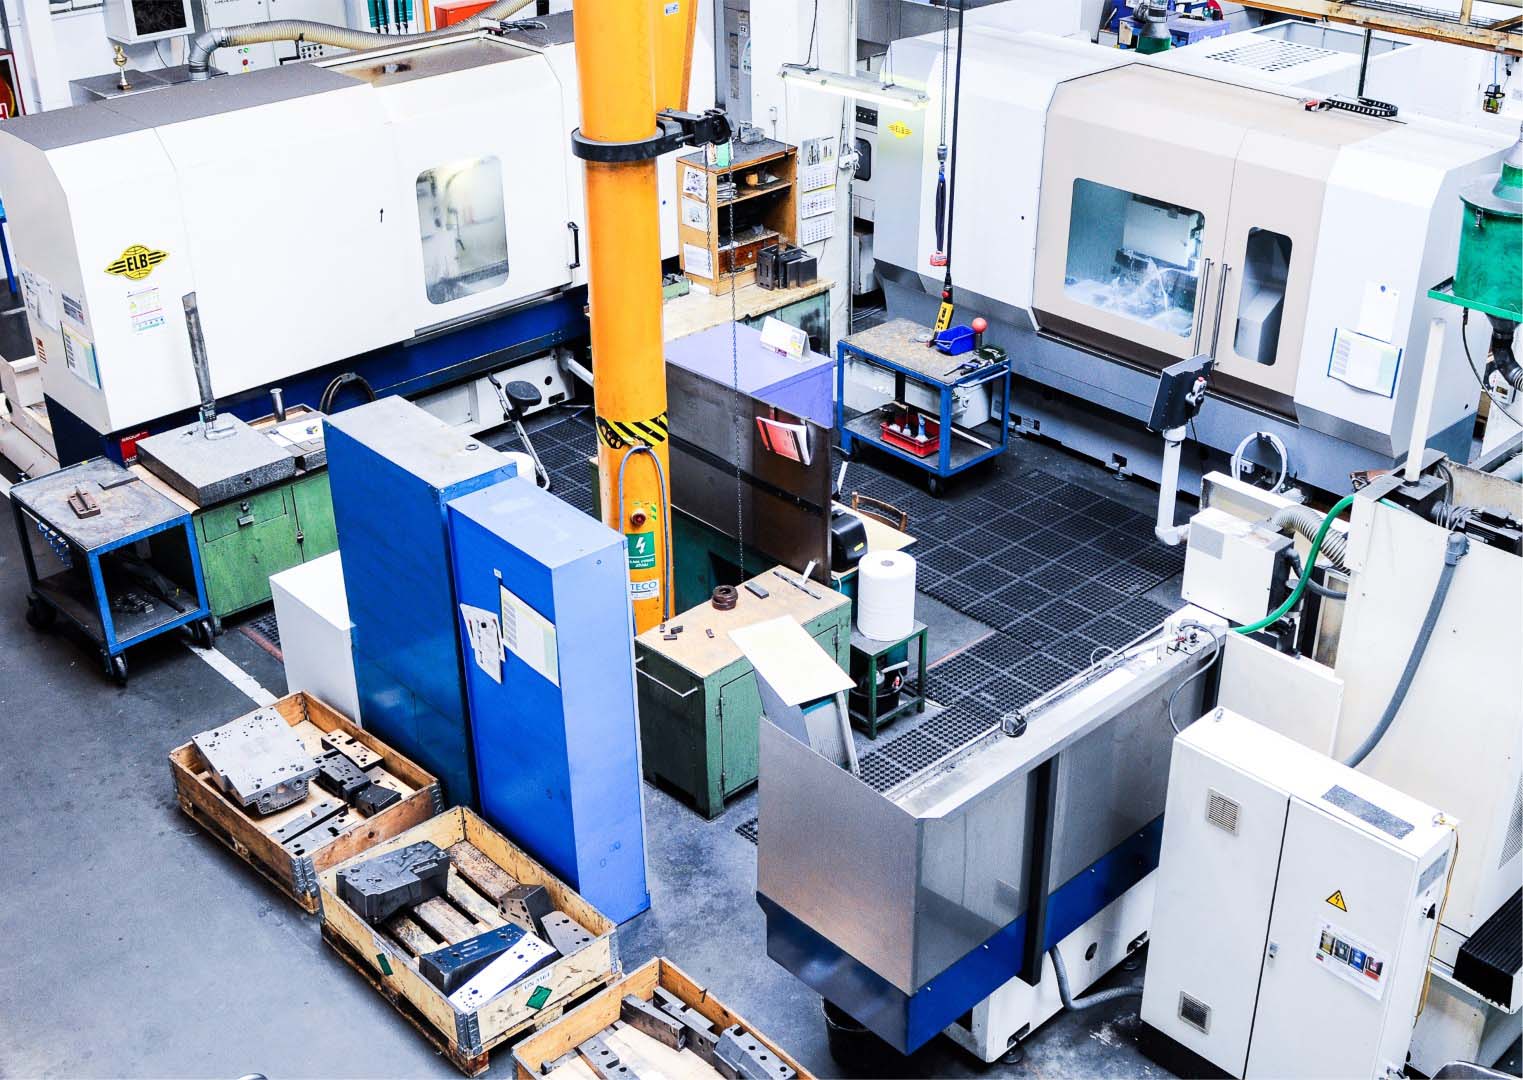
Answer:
xmin=856 ymin=552 xmax=917 ymax=640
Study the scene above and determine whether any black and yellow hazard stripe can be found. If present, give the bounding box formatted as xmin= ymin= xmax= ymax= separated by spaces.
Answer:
xmin=596 ymin=410 xmax=669 ymax=450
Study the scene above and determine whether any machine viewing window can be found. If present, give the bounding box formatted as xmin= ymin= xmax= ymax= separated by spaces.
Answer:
xmin=1234 ymin=228 xmax=1292 ymax=366
xmin=416 ymin=156 xmax=509 ymax=305
xmin=1063 ymin=179 xmax=1204 ymax=339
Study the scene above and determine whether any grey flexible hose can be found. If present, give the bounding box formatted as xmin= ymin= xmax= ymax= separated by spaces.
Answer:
xmin=1049 ymin=946 xmax=1142 ymax=1010
xmin=1288 ymin=552 xmax=1347 ymax=602
xmin=1343 ymin=531 xmax=1469 ymax=769
xmin=1273 ymin=504 xmax=1349 ymax=569
xmin=187 ymin=0 xmax=533 ymax=79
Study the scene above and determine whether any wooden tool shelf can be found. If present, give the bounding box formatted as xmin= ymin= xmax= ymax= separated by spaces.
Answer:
xmin=677 ymin=140 xmax=798 ymax=294
xmin=169 ymin=690 xmax=440 ymax=913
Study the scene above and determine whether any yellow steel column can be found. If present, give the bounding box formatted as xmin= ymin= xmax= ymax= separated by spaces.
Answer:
xmin=573 ymin=0 xmax=671 ymax=633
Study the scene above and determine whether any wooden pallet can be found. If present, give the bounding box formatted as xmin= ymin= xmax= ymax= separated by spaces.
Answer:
xmin=170 ymin=691 xmax=441 ymax=913
xmin=319 ymin=807 xmax=619 ymax=1077
xmin=512 ymin=958 xmax=813 ymax=1080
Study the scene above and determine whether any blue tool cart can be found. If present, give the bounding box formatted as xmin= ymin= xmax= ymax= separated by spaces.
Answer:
xmin=10 ymin=458 xmax=212 ymax=683
xmin=325 ymin=397 xmax=518 ymax=808
xmin=448 ymin=477 xmax=650 ymax=924
xmin=836 ymin=317 xmax=1011 ymax=496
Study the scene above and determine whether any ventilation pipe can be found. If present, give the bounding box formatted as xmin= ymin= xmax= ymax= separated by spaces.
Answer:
xmin=187 ymin=0 xmax=534 ymax=80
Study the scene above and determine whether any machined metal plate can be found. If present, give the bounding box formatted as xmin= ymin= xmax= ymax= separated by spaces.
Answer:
xmin=576 ymin=1034 xmax=637 ymax=1080
xmin=314 ymin=749 xmax=372 ymax=801
xmin=620 ymin=995 xmax=685 ymax=1049
xmin=501 ymin=883 xmax=554 ymax=931
xmin=448 ymin=931 xmax=558 ymax=1011
xmin=420 ymin=923 xmax=533 ymax=994
xmin=715 ymin=1025 xmax=795 ymax=1080
xmin=352 ymin=783 xmax=401 ymax=816
xmin=283 ymin=806 xmax=357 ymax=857
xmin=136 ymin=415 xmax=295 ymax=507
xmin=320 ymin=731 xmax=381 ymax=770
xmin=269 ymin=798 xmax=344 ymax=845
xmin=540 ymin=911 xmax=595 ymax=957
xmin=337 ymin=840 xmax=449 ymax=924
xmin=192 ymin=708 xmax=319 ymax=815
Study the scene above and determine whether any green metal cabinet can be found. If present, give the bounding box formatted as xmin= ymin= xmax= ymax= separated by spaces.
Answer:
xmin=634 ymin=565 xmax=850 ymax=818
xmin=195 ymin=470 xmax=338 ymax=621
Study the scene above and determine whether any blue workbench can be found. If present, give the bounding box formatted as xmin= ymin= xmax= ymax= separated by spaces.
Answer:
xmin=836 ymin=317 xmax=1011 ymax=495
xmin=10 ymin=457 xmax=211 ymax=682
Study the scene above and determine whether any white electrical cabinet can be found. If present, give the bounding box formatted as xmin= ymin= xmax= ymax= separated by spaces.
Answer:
xmin=1143 ymin=709 xmax=1455 ymax=1079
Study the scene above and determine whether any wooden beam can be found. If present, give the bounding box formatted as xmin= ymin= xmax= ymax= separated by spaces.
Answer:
xmin=1246 ymin=0 xmax=1523 ymax=54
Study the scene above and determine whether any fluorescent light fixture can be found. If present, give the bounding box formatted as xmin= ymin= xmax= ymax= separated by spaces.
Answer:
xmin=777 ymin=64 xmax=930 ymax=109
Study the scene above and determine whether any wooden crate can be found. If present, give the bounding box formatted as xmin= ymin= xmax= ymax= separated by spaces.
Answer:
xmin=512 ymin=957 xmax=812 ymax=1080
xmin=319 ymin=807 xmax=619 ymax=1076
xmin=169 ymin=691 xmax=441 ymax=913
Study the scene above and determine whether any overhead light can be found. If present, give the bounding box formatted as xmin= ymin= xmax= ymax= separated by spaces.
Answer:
xmin=777 ymin=64 xmax=929 ymax=110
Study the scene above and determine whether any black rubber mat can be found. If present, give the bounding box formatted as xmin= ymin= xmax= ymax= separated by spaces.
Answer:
xmin=734 ymin=816 xmax=759 ymax=844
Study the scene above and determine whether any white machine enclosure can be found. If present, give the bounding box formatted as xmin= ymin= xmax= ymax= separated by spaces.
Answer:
xmin=270 ymin=551 xmax=359 ymax=722
xmin=1180 ymin=506 xmax=1290 ymax=626
xmin=1143 ymin=709 xmax=1455 ymax=1079
xmin=1187 ymin=470 xmax=1523 ymax=1075
xmin=0 ymin=23 xmax=691 ymax=441
xmin=868 ymin=26 xmax=1509 ymax=479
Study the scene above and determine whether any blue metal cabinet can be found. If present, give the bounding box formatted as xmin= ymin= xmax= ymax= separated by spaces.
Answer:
xmin=325 ymin=397 xmax=517 ymax=807
xmin=447 ymin=480 xmax=650 ymax=924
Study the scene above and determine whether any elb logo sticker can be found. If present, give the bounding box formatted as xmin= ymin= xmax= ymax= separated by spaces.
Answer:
xmin=105 ymin=244 xmax=168 ymax=280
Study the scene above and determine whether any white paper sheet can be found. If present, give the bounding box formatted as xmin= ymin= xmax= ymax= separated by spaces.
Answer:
xmin=499 ymin=582 xmax=559 ymax=687
xmin=1328 ymin=327 xmax=1401 ymax=398
xmin=1356 ymin=282 xmax=1400 ymax=343
xmin=459 ymin=603 xmax=503 ymax=683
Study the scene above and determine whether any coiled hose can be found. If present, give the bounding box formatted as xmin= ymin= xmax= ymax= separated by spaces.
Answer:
xmin=1272 ymin=503 xmax=1349 ymax=570
xmin=1049 ymin=946 xmax=1142 ymax=1010
xmin=188 ymin=0 xmax=533 ymax=80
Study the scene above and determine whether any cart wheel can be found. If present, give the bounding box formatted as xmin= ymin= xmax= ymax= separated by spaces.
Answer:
xmin=24 ymin=595 xmax=56 ymax=632
xmin=926 ymin=475 xmax=945 ymax=498
xmin=105 ymin=653 xmax=129 ymax=685
xmin=191 ymin=618 xmax=215 ymax=649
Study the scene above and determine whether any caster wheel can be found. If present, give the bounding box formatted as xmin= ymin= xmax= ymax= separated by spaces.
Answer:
xmin=926 ymin=475 xmax=945 ymax=498
xmin=190 ymin=618 xmax=215 ymax=648
xmin=25 ymin=596 xmax=56 ymax=631
xmin=105 ymin=653 xmax=128 ymax=685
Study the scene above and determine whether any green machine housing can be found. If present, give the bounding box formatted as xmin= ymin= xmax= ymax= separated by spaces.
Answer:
xmin=1431 ymin=126 xmax=1522 ymax=323
xmin=634 ymin=565 xmax=851 ymax=818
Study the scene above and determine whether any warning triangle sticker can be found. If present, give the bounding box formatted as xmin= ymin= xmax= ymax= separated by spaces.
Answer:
xmin=1326 ymin=890 xmax=1348 ymax=912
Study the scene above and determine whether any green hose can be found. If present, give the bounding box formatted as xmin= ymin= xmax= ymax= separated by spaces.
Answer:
xmin=1233 ymin=494 xmax=1355 ymax=636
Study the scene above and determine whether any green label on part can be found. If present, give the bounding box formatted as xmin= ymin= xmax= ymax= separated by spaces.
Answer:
xmin=527 ymin=985 xmax=552 ymax=1010
xmin=376 ymin=953 xmax=393 ymax=977
xmin=627 ymin=530 xmax=657 ymax=571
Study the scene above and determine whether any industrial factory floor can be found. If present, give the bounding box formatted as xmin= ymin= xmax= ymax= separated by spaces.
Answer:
xmin=1 ymin=412 xmax=1508 ymax=1079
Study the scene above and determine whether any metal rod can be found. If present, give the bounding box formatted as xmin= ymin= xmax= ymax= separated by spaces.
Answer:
xmin=183 ymin=292 xmax=216 ymax=427
xmin=1357 ymin=27 xmax=1373 ymax=97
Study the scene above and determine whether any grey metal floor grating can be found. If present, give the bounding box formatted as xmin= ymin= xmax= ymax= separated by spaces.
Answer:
xmin=527 ymin=414 xmax=1189 ymax=849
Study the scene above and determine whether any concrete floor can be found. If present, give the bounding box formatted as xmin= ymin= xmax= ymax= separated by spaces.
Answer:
xmin=0 ymin=427 xmax=1494 ymax=1079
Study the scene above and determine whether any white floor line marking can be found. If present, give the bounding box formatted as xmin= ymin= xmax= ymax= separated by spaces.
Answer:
xmin=188 ymin=642 xmax=276 ymax=706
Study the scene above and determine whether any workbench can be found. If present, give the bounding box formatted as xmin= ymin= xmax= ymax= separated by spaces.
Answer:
xmin=11 ymin=457 xmax=211 ymax=683
xmin=663 ymin=279 xmax=832 ymax=353
xmin=634 ymin=565 xmax=851 ymax=818
xmin=836 ymin=318 xmax=1011 ymax=495
xmin=133 ymin=464 xmax=337 ymax=624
